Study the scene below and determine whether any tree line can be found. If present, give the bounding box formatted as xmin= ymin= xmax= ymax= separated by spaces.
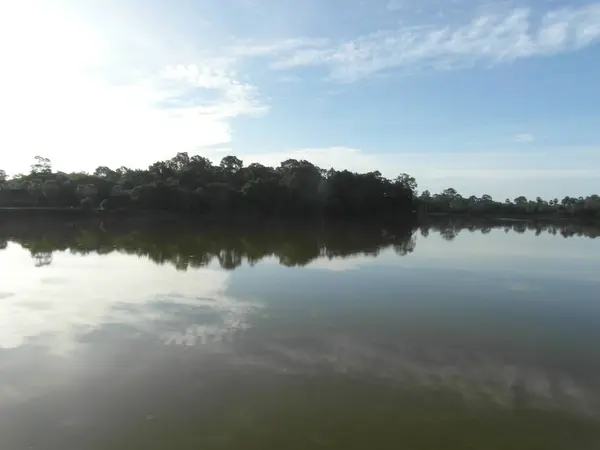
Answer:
xmin=0 ymin=154 xmax=415 ymax=217
xmin=419 ymin=188 xmax=600 ymax=219
xmin=0 ymin=154 xmax=599 ymax=219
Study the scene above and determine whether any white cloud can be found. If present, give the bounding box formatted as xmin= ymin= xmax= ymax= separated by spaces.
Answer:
xmin=160 ymin=63 xmax=267 ymax=119
xmin=0 ymin=2 xmax=266 ymax=175
xmin=266 ymin=3 xmax=600 ymax=81
xmin=513 ymin=133 xmax=535 ymax=143
xmin=229 ymin=37 xmax=330 ymax=58
xmin=0 ymin=69 xmax=259 ymax=174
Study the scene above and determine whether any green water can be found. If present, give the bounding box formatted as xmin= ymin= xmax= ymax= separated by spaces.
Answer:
xmin=1 ymin=217 xmax=599 ymax=449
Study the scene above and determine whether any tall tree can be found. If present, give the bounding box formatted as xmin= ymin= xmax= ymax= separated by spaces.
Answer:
xmin=220 ymin=156 xmax=243 ymax=174
xmin=394 ymin=173 xmax=418 ymax=195
xmin=31 ymin=156 xmax=52 ymax=174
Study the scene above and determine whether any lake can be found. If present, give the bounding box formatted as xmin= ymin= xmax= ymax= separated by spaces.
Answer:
xmin=1 ymin=216 xmax=599 ymax=449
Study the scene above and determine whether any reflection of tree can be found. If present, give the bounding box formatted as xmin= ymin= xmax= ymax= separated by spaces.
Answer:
xmin=440 ymin=228 xmax=459 ymax=241
xmin=514 ymin=225 xmax=526 ymax=234
xmin=394 ymin=236 xmax=416 ymax=256
xmin=0 ymin=218 xmax=417 ymax=270
xmin=423 ymin=216 xmax=600 ymax=240
xmin=33 ymin=252 xmax=52 ymax=267
xmin=1 ymin=216 xmax=597 ymax=269
xmin=217 ymin=248 xmax=244 ymax=271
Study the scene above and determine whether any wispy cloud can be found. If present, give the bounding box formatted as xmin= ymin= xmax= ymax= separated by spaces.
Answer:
xmin=513 ymin=133 xmax=535 ymax=143
xmin=263 ymin=3 xmax=600 ymax=81
xmin=228 ymin=37 xmax=330 ymax=58
xmin=160 ymin=63 xmax=267 ymax=119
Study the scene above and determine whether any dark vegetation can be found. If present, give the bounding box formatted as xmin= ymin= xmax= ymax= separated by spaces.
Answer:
xmin=418 ymin=188 xmax=600 ymax=219
xmin=2 ymin=154 xmax=598 ymax=219
xmin=0 ymin=153 xmax=600 ymax=219
xmin=0 ymin=216 xmax=596 ymax=271
xmin=0 ymin=155 xmax=415 ymax=218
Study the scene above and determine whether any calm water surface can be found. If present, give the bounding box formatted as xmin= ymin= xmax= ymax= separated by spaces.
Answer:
xmin=1 ymin=217 xmax=600 ymax=449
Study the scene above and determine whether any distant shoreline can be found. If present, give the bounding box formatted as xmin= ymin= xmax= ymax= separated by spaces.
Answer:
xmin=0 ymin=207 xmax=598 ymax=226
xmin=427 ymin=214 xmax=533 ymax=221
xmin=420 ymin=212 xmax=599 ymax=222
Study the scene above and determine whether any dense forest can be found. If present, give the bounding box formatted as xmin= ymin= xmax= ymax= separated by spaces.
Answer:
xmin=0 ymin=154 xmax=599 ymax=219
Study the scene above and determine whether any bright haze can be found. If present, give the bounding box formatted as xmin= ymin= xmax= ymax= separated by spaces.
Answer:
xmin=1 ymin=0 xmax=599 ymax=199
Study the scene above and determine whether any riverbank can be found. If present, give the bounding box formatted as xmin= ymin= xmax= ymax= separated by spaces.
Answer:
xmin=0 ymin=207 xmax=598 ymax=227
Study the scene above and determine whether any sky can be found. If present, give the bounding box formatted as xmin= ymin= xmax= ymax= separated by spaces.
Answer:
xmin=0 ymin=0 xmax=599 ymax=199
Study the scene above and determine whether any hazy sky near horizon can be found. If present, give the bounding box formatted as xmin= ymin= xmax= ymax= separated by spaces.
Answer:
xmin=1 ymin=0 xmax=599 ymax=199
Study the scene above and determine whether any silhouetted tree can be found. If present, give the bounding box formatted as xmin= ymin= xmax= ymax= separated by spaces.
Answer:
xmin=31 ymin=156 xmax=52 ymax=175
xmin=0 ymin=154 xmax=598 ymax=220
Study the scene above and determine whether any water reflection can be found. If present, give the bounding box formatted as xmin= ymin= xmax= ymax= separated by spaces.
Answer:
xmin=0 ymin=217 xmax=418 ymax=270
xmin=0 ymin=217 xmax=599 ymax=449
xmin=0 ymin=216 xmax=598 ymax=271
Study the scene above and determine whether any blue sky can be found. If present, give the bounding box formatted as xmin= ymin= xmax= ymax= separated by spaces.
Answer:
xmin=1 ymin=0 xmax=599 ymax=199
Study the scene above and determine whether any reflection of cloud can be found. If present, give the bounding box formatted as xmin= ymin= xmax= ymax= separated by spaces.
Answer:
xmin=0 ymin=244 xmax=263 ymax=408
xmin=162 ymin=322 xmax=248 ymax=347
xmin=506 ymin=281 xmax=541 ymax=292
xmin=0 ymin=245 xmax=238 ymax=353
xmin=160 ymin=296 xmax=258 ymax=347
xmin=238 ymin=333 xmax=597 ymax=417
